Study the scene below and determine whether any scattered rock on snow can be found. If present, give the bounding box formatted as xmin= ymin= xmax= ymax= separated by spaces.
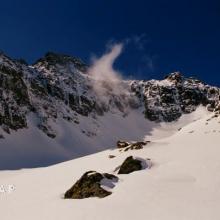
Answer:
xmin=124 ymin=141 xmax=150 ymax=151
xmin=117 ymin=140 xmax=130 ymax=148
xmin=117 ymin=140 xmax=150 ymax=152
xmin=64 ymin=171 xmax=118 ymax=199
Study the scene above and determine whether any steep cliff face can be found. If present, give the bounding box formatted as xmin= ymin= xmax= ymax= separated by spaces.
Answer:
xmin=131 ymin=72 xmax=220 ymax=122
xmin=0 ymin=53 xmax=30 ymax=133
xmin=0 ymin=52 xmax=140 ymax=138
xmin=0 ymin=52 xmax=219 ymax=139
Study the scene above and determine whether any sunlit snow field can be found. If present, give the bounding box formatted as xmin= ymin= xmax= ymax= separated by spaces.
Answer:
xmin=1 ymin=107 xmax=220 ymax=220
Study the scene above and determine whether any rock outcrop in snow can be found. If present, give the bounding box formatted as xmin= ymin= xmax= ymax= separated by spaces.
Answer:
xmin=117 ymin=140 xmax=150 ymax=152
xmin=117 ymin=156 xmax=145 ymax=174
xmin=64 ymin=171 xmax=118 ymax=199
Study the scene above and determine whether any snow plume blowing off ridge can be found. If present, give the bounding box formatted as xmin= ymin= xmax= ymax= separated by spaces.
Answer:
xmin=88 ymin=43 xmax=129 ymax=100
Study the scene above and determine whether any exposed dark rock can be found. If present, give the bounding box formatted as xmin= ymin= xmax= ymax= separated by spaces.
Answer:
xmin=118 ymin=156 xmax=143 ymax=174
xmin=47 ymin=83 xmax=65 ymax=100
xmin=37 ymin=123 xmax=56 ymax=138
xmin=131 ymin=72 xmax=220 ymax=122
xmin=34 ymin=52 xmax=88 ymax=73
xmin=117 ymin=140 xmax=129 ymax=148
xmin=165 ymin=72 xmax=183 ymax=84
xmin=124 ymin=141 xmax=149 ymax=151
xmin=30 ymin=79 xmax=47 ymax=97
xmin=117 ymin=140 xmax=150 ymax=151
xmin=0 ymin=64 xmax=29 ymax=131
xmin=64 ymin=171 xmax=118 ymax=199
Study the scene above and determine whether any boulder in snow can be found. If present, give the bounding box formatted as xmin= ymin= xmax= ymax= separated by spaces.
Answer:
xmin=118 ymin=156 xmax=146 ymax=174
xmin=64 ymin=171 xmax=118 ymax=199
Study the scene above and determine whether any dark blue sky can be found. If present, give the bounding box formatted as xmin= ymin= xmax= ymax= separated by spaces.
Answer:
xmin=0 ymin=0 xmax=219 ymax=85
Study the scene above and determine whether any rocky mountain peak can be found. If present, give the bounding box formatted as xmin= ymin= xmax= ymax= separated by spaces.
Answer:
xmin=164 ymin=71 xmax=183 ymax=83
xmin=34 ymin=52 xmax=88 ymax=73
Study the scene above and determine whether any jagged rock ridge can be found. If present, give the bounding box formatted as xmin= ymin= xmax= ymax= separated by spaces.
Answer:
xmin=0 ymin=51 xmax=219 ymax=138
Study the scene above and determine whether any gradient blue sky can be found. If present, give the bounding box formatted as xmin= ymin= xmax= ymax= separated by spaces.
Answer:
xmin=0 ymin=0 xmax=219 ymax=85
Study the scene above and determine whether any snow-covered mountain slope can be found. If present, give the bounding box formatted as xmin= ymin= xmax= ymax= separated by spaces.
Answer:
xmin=1 ymin=51 xmax=220 ymax=169
xmin=0 ymin=110 xmax=219 ymax=220
xmin=0 ymin=107 xmax=208 ymax=169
